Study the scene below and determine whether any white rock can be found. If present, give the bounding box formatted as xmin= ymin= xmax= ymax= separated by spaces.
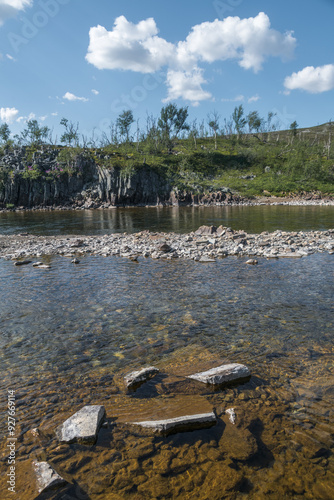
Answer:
xmin=55 ymin=405 xmax=105 ymax=443
xmin=226 ymin=408 xmax=236 ymax=424
xmin=124 ymin=366 xmax=159 ymax=388
xmin=188 ymin=363 xmax=250 ymax=385
xmin=129 ymin=412 xmax=216 ymax=434
xmin=33 ymin=461 xmax=66 ymax=493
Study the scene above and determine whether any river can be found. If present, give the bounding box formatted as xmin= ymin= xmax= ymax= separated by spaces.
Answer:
xmin=0 ymin=206 xmax=333 ymax=499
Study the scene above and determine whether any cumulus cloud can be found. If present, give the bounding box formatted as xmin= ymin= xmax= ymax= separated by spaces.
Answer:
xmin=0 ymin=107 xmax=19 ymax=123
xmin=63 ymin=92 xmax=89 ymax=102
xmin=91 ymin=89 xmax=99 ymax=95
xmin=164 ymin=68 xmax=212 ymax=105
xmin=86 ymin=16 xmax=174 ymax=73
xmin=86 ymin=13 xmax=296 ymax=104
xmin=0 ymin=0 xmax=32 ymax=26
xmin=177 ymin=13 xmax=296 ymax=73
xmin=284 ymin=64 xmax=334 ymax=93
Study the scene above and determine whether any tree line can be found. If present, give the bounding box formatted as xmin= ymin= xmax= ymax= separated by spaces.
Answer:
xmin=0 ymin=104 xmax=303 ymax=151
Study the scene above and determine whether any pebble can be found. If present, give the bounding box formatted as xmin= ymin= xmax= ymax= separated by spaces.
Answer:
xmin=1 ymin=227 xmax=333 ymax=263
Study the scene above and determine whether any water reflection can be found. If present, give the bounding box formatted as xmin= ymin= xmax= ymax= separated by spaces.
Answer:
xmin=0 ymin=204 xmax=333 ymax=235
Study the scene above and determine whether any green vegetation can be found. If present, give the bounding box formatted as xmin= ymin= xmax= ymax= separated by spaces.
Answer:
xmin=0 ymin=108 xmax=333 ymax=197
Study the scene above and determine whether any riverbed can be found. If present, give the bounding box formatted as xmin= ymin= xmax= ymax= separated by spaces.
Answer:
xmin=0 ymin=207 xmax=333 ymax=499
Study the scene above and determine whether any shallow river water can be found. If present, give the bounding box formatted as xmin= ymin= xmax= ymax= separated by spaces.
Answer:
xmin=0 ymin=246 xmax=333 ymax=498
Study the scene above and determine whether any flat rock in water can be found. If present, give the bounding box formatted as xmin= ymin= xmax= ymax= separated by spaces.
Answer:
xmin=33 ymin=461 xmax=66 ymax=493
xmin=129 ymin=412 xmax=216 ymax=434
xmin=14 ymin=260 xmax=31 ymax=266
xmin=188 ymin=363 xmax=250 ymax=385
xmin=199 ymin=256 xmax=216 ymax=263
xmin=245 ymin=259 xmax=258 ymax=265
xmin=124 ymin=366 xmax=159 ymax=389
xmin=55 ymin=405 xmax=105 ymax=444
xmin=277 ymin=252 xmax=303 ymax=258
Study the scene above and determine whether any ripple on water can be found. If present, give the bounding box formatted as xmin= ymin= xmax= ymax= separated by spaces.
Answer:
xmin=0 ymin=253 xmax=333 ymax=499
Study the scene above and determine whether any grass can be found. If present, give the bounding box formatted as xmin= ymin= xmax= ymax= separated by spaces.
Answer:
xmin=1 ymin=123 xmax=334 ymax=198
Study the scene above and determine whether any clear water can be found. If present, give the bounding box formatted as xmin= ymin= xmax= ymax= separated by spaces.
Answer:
xmin=1 ymin=204 xmax=333 ymax=235
xmin=0 ymin=253 xmax=333 ymax=499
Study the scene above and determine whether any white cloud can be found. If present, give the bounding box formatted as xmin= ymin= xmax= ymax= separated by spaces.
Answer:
xmin=16 ymin=112 xmax=36 ymax=123
xmin=86 ymin=13 xmax=296 ymax=104
xmin=63 ymin=92 xmax=89 ymax=102
xmin=248 ymin=94 xmax=260 ymax=103
xmin=6 ymin=53 xmax=16 ymax=61
xmin=284 ymin=64 xmax=334 ymax=94
xmin=0 ymin=107 xmax=19 ymax=123
xmin=221 ymin=94 xmax=244 ymax=102
xmin=176 ymin=12 xmax=296 ymax=73
xmin=0 ymin=0 xmax=32 ymax=26
xmin=39 ymin=115 xmax=47 ymax=121
xmin=164 ymin=68 xmax=212 ymax=105
xmin=91 ymin=89 xmax=99 ymax=95
xmin=51 ymin=112 xmax=58 ymax=116
xmin=86 ymin=16 xmax=174 ymax=73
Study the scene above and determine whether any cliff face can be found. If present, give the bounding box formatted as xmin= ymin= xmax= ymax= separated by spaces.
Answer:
xmin=97 ymin=166 xmax=171 ymax=206
xmin=0 ymin=148 xmax=233 ymax=208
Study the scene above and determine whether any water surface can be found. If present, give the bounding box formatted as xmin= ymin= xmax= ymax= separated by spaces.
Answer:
xmin=0 ymin=204 xmax=333 ymax=235
xmin=0 ymin=253 xmax=333 ymax=498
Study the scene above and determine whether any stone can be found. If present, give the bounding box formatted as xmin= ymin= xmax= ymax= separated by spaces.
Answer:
xmin=14 ymin=260 xmax=31 ymax=266
xmin=33 ymin=461 xmax=66 ymax=493
xmin=71 ymin=258 xmax=80 ymax=264
xmin=195 ymin=225 xmax=217 ymax=235
xmin=36 ymin=264 xmax=51 ymax=269
xmin=188 ymin=363 xmax=250 ymax=385
xmin=129 ymin=412 xmax=216 ymax=435
xmin=199 ymin=256 xmax=216 ymax=263
xmin=32 ymin=262 xmax=43 ymax=267
xmin=55 ymin=405 xmax=105 ymax=444
xmin=159 ymin=243 xmax=172 ymax=253
xmin=124 ymin=366 xmax=159 ymax=389
xmin=226 ymin=408 xmax=236 ymax=424
xmin=246 ymin=259 xmax=258 ymax=265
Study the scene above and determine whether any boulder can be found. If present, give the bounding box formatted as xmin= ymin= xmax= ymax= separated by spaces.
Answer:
xmin=195 ymin=225 xmax=217 ymax=236
xmin=188 ymin=363 xmax=250 ymax=386
xmin=245 ymin=259 xmax=258 ymax=265
xmin=33 ymin=461 xmax=66 ymax=493
xmin=124 ymin=366 xmax=159 ymax=389
xmin=14 ymin=260 xmax=31 ymax=266
xmin=129 ymin=412 xmax=216 ymax=435
xmin=159 ymin=243 xmax=172 ymax=253
xmin=55 ymin=405 xmax=105 ymax=444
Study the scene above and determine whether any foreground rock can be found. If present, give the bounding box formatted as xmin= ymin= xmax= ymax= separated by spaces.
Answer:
xmin=124 ymin=366 xmax=159 ymax=389
xmin=33 ymin=461 xmax=66 ymax=493
xmin=55 ymin=405 xmax=105 ymax=444
xmin=188 ymin=363 xmax=250 ymax=385
xmin=129 ymin=412 xmax=217 ymax=434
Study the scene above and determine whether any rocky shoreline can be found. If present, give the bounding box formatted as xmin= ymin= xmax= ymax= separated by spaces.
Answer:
xmin=0 ymin=193 xmax=334 ymax=212
xmin=1 ymin=225 xmax=333 ymax=262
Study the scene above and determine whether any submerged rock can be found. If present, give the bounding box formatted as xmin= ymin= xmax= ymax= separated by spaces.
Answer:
xmin=33 ymin=461 xmax=66 ymax=493
xmin=129 ymin=412 xmax=216 ymax=434
xmin=226 ymin=408 xmax=236 ymax=424
xmin=14 ymin=260 xmax=31 ymax=266
xmin=124 ymin=366 xmax=159 ymax=389
xmin=188 ymin=363 xmax=250 ymax=385
xmin=246 ymin=259 xmax=258 ymax=265
xmin=55 ymin=405 xmax=105 ymax=444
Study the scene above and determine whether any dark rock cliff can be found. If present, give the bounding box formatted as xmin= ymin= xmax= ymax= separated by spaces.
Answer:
xmin=0 ymin=148 xmax=234 ymax=208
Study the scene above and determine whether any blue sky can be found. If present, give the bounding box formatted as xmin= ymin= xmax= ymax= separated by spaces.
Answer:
xmin=0 ymin=0 xmax=333 ymax=142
